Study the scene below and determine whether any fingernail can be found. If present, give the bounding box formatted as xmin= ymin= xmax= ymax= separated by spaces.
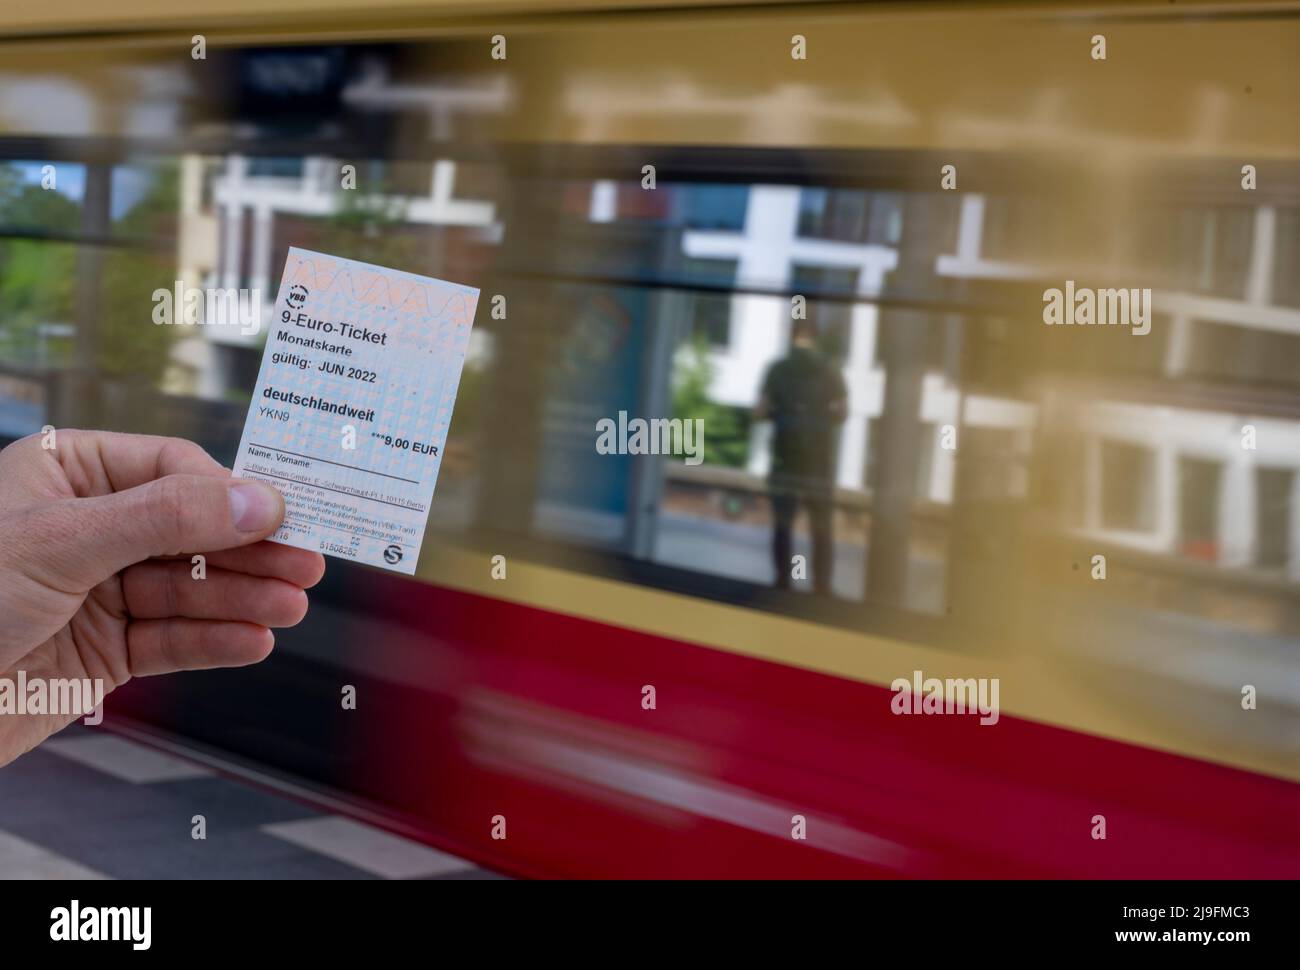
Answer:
xmin=229 ymin=481 xmax=282 ymax=532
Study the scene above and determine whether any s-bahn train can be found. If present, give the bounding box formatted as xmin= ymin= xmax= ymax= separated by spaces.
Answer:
xmin=1 ymin=0 xmax=1298 ymax=877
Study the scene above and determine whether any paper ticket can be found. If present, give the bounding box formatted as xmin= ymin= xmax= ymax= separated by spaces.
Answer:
xmin=231 ymin=247 xmax=479 ymax=574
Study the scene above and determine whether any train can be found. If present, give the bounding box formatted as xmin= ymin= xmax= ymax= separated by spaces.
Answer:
xmin=1 ymin=0 xmax=1298 ymax=877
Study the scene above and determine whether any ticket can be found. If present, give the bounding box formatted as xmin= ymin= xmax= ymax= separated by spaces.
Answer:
xmin=231 ymin=247 xmax=479 ymax=574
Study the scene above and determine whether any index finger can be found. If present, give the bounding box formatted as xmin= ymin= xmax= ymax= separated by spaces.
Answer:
xmin=65 ymin=430 xmax=230 ymax=496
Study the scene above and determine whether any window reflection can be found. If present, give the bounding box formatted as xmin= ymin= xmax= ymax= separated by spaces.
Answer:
xmin=0 ymin=75 xmax=1298 ymax=643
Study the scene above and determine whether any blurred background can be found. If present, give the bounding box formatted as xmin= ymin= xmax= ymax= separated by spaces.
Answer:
xmin=1 ymin=0 xmax=1298 ymax=878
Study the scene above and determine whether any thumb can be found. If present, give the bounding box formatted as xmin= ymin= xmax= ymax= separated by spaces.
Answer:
xmin=23 ymin=475 xmax=285 ymax=590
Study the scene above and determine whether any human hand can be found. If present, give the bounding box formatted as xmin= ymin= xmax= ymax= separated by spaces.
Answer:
xmin=0 ymin=430 xmax=324 ymax=766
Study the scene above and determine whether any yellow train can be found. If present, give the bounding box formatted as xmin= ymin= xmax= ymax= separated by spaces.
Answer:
xmin=1 ymin=0 xmax=1297 ymax=876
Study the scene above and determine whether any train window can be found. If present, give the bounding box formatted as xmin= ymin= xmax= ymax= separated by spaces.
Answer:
xmin=1272 ymin=208 xmax=1300 ymax=311
xmin=0 ymin=160 xmax=86 ymax=232
xmin=1183 ymin=321 xmax=1300 ymax=392
xmin=1178 ymin=457 xmax=1222 ymax=560
xmin=1099 ymin=440 xmax=1157 ymax=534
xmin=0 ymin=237 xmax=77 ymax=370
xmin=1255 ymin=469 xmax=1294 ymax=571
xmin=679 ymin=184 xmax=748 ymax=231
xmin=245 ymin=156 xmax=304 ymax=179
xmin=789 ymin=264 xmax=857 ymax=361
xmin=980 ymin=194 xmax=1056 ymax=264
xmin=681 ymin=257 xmax=737 ymax=348
xmin=801 ymin=188 xmax=902 ymax=248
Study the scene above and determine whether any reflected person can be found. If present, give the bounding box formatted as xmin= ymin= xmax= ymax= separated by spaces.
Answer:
xmin=755 ymin=320 xmax=847 ymax=595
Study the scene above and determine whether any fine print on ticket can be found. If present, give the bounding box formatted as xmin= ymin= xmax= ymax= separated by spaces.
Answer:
xmin=231 ymin=247 xmax=479 ymax=574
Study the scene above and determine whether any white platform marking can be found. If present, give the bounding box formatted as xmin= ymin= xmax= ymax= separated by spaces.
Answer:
xmin=0 ymin=829 xmax=109 ymax=879
xmin=42 ymin=735 xmax=213 ymax=784
xmin=261 ymin=816 xmax=474 ymax=879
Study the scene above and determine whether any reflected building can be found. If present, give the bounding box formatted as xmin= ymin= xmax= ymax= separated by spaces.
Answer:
xmin=160 ymin=150 xmax=1300 ymax=587
xmin=941 ymin=193 xmax=1300 ymax=579
xmin=169 ymin=153 xmax=500 ymax=400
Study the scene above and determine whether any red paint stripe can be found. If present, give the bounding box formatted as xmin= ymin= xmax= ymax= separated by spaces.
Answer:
xmin=358 ymin=576 xmax=1300 ymax=878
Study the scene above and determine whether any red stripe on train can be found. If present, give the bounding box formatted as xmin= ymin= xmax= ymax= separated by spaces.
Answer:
xmin=362 ymin=577 xmax=1300 ymax=879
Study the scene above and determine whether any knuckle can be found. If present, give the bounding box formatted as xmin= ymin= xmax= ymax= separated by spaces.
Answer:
xmin=11 ymin=431 xmax=42 ymax=452
xmin=162 ymin=562 xmax=182 ymax=618
xmin=146 ymin=477 xmax=204 ymax=552
xmin=9 ymin=501 xmax=95 ymax=588
xmin=160 ymin=436 xmax=218 ymax=472
xmin=2 ymin=431 xmax=47 ymax=465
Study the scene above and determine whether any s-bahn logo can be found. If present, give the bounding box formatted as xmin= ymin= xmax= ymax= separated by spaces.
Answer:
xmin=383 ymin=544 xmax=403 ymax=564
xmin=287 ymin=284 xmax=309 ymax=309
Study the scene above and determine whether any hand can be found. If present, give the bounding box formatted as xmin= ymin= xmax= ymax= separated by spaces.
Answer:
xmin=0 ymin=430 xmax=324 ymax=766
